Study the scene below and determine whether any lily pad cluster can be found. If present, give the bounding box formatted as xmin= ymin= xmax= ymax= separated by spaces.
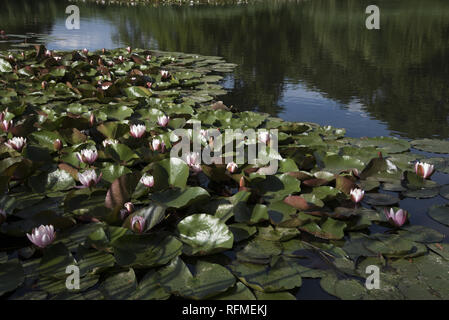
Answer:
xmin=0 ymin=46 xmax=448 ymax=300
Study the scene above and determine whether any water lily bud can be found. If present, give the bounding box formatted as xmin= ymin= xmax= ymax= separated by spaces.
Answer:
xmin=186 ymin=152 xmax=201 ymax=172
xmin=146 ymin=55 xmax=151 ymax=61
xmin=239 ymin=176 xmax=246 ymax=188
xmin=118 ymin=55 xmax=124 ymax=63
xmin=384 ymin=208 xmax=407 ymax=227
xmin=140 ymin=175 xmax=154 ymax=188
xmin=124 ymin=202 xmax=134 ymax=214
xmin=5 ymin=137 xmax=26 ymax=152
xmin=76 ymin=148 xmax=98 ymax=165
xmin=151 ymin=138 xmax=162 ymax=152
xmin=45 ymin=50 xmax=52 ymax=57
xmin=41 ymin=81 xmax=47 ymax=90
xmin=1 ymin=120 xmax=12 ymax=132
xmin=350 ymin=188 xmax=364 ymax=203
xmin=53 ymin=139 xmax=63 ymax=151
xmin=414 ymin=162 xmax=434 ymax=179
xmin=77 ymin=170 xmax=102 ymax=188
xmin=157 ymin=115 xmax=169 ymax=128
xmin=89 ymin=113 xmax=95 ymax=127
xmin=146 ymin=82 xmax=152 ymax=89
xmin=226 ymin=162 xmax=238 ymax=173
xmin=82 ymin=48 xmax=89 ymax=55
xmin=102 ymin=48 xmax=106 ymax=54
xmin=131 ymin=216 xmax=146 ymax=234
xmin=27 ymin=224 xmax=56 ymax=248
xmin=126 ymin=46 xmax=132 ymax=53
xmin=130 ymin=124 xmax=146 ymax=138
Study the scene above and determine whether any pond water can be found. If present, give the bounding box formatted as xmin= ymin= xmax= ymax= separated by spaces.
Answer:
xmin=1 ymin=0 xmax=449 ymax=300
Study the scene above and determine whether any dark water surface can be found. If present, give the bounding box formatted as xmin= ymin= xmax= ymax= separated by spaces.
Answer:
xmin=1 ymin=0 xmax=449 ymax=299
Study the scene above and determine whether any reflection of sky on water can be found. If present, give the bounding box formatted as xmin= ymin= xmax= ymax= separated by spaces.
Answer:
xmin=279 ymin=83 xmax=391 ymax=138
xmin=46 ymin=18 xmax=123 ymax=50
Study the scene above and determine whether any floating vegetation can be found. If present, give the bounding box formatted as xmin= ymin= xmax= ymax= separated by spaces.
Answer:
xmin=0 ymin=46 xmax=448 ymax=300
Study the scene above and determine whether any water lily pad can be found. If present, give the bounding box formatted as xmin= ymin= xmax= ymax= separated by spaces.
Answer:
xmin=177 ymin=213 xmax=233 ymax=255
xmin=150 ymin=187 xmax=210 ymax=208
xmin=0 ymin=259 xmax=24 ymax=296
xmin=158 ymin=257 xmax=235 ymax=300
xmin=363 ymin=193 xmax=399 ymax=206
xmin=411 ymin=139 xmax=449 ymax=154
xmin=99 ymin=268 xmax=137 ymax=300
xmin=428 ymin=204 xmax=449 ymax=227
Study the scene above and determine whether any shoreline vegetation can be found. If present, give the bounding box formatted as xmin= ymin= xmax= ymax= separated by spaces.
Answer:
xmin=0 ymin=46 xmax=449 ymax=300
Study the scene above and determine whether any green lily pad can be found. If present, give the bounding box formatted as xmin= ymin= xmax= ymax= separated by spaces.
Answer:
xmin=177 ymin=213 xmax=233 ymax=255
xmin=411 ymin=139 xmax=449 ymax=154
xmin=428 ymin=204 xmax=449 ymax=227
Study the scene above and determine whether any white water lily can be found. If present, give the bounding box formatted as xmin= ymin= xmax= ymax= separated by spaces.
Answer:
xmin=130 ymin=124 xmax=146 ymax=138
xmin=76 ymin=148 xmax=98 ymax=165
xmin=160 ymin=70 xmax=169 ymax=79
xmin=157 ymin=115 xmax=169 ymax=128
xmin=350 ymin=188 xmax=365 ymax=203
xmin=1 ymin=119 xmax=12 ymax=132
xmin=27 ymin=225 xmax=56 ymax=248
xmin=102 ymin=139 xmax=119 ymax=148
xmin=5 ymin=137 xmax=26 ymax=152
xmin=414 ymin=162 xmax=434 ymax=179
xmin=226 ymin=162 xmax=238 ymax=173
xmin=258 ymin=131 xmax=271 ymax=144
xmin=77 ymin=170 xmax=102 ymax=188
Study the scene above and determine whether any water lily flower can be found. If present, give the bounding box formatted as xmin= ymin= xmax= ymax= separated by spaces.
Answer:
xmin=384 ymin=208 xmax=407 ymax=227
xmin=350 ymin=188 xmax=365 ymax=203
xmin=226 ymin=162 xmax=238 ymax=173
xmin=258 ymin=131 xmax=271 ymax=144
xmin=89 ymin=113 xmax=95 ymax=127
xmin=151 ymin=138 xmax=162 ymax=152
xmin=82 ymin=48 xmax=88 ymax=55
xmin=126 ymin=46 xmax=132 ymax=53
xmin=102 ymin=139 xmax=118 ymax=148
xmin=186 ymin=152 xmax=202 ymax=173
xmin=0 ymin=110 xmax=6 ymax=122
xmin=414 ymin=162 xmax=434 ymax=179
xmin=41 ymin=81 xmax=47 ymax=89
xmin=160 ymin=70 xmax=169 ymax=79
xmin=157 ymin=115 xmax=169 ymax=128
xmin=54 ymin=139 xmax=62 ymax=151
xmin=77 ymin=170 xmax=102 ymax=188
xmin=130 ymin=124 xmax=146 ymax=138
xmin=131 ymin=216 xmax=146 ymax=234
xmin=5 ymin=137 xmax=26 ymax=152
xmin=118 ymin=55 xmax=124 ymax=63
xmin=140 ymin=175 xmax=154 ymax=188
xmin=1 ymin=119 xmax=12 ymax=132
xmin=26 ymin=224 xmax=56 ymax=248
xmin=45 ymin=50 xmax=52 ymax=57
xmin=76 ymin=148 xmax=98 ymax=165
xmin=146 ymin=82 xmax=152 ymax=89
xmin=146 ymin=55 xmax=151 ymax=61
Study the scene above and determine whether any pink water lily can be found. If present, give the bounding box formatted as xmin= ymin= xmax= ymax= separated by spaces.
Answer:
xmin=1 ymin=120 xmax=12 ymax=132
xmin=350 ymin=188 xmax=365 ymax=203
xmin=45 ymin=50 xmax=52 ymax=57
xmin=77 ymin=170 xmax=102 ymax=188
xmin=146 ymin=55 xmax=151 ymax=61
xmin=131 ymin=216 xmax=146 ymax=233
xmin=157 ymin=115 xmax=169 ymax=128
xmin=126 ymin=46 xmax=132 ymax=53
xmin=226 ymin=162 xmax=238 ymax=173
xmin=82 ymin=48 xmax=88 ymax=55
xmin=26 ymin=224 xmax=56 ymax=248
xmin=5 ymin=137 xmax=26 ymax=152
xmin=384 ymin=208 xmax=407 ymax=227
xmin=140 ymin=175 xmax=154 ymax=188
xmin=76 ymin=148 xmax=98 ymax=165
xmin=414 ymin=162 xmax=434 ymax=179
xmin=130 ymin=124 xmax=146 ymax=138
